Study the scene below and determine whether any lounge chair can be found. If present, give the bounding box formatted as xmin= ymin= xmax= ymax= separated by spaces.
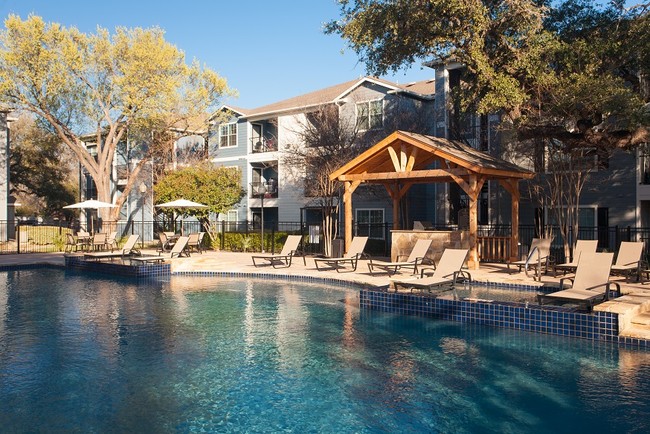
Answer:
xmin=553 ymin=239 xmax=598 ymax=276
xmin=252 ymin=235 xmax=305 ymax=268
xmin=105 ymin=231 xmax=118 ymax=251
xmin=83 ymin=234 xmax=141 ymax=261
xmin=507 ymin=238 xmax=552 ymax=280
xmin=91 ymin=233 xmax=107 ymax=251
xmin=391 ymin=248 xmax=470 ymax=294
xmin=538 ymin=251 xmax=621 ymax=311
xmin=187 ymin=232 xmax=202 ymax=254
xmin=367 ymin=238 xmax=433 ymax=275
xmin=610 ymin=241 xmax=644 ymax=281
xmin=157 ymin=232 xmax=175 ymax=253
xmin=314 ymin=236 xmax=368 ymax=272
xmin=131 ymin=235 xmax=190 ymax=264
xmin=167 ymin=235 xmax=190 ymax=258
xmin=65 ymin=233 xmax=86 ymax=252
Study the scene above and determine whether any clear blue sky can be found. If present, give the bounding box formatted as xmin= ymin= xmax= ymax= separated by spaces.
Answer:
xmin=1 ymin=0 xmax=434 ymax=109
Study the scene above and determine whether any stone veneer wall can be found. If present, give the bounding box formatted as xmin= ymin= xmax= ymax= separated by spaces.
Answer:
xmin=390 ymin=230 xmax=469 ymax=262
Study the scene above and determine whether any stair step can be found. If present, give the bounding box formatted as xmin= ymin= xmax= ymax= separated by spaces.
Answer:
xmin=620 ymin=324 xmax=650 ymax=339
xmin=631 ymin=313 xmax=650 ymax=326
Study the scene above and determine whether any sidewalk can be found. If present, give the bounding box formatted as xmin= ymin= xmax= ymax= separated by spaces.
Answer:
xmin=2 ymin=250 xmax=649 ymax=291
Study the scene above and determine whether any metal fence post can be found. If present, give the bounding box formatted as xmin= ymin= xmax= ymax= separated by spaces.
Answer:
xmin=16 ymin=223 xmax=20 ymax=254
xmin=220 ymin=220 xmax=225 ymax=251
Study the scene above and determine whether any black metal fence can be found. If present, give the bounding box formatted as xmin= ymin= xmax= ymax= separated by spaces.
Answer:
xmin=2 ymin=219 xmax=649 ymax=261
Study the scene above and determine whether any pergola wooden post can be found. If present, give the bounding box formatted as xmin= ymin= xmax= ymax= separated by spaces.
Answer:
xmin=447 ymin=172 xmax=486 ymax=269
xmin=330 ymin=131 xmax=534 ymax=265
xmin=343 ymin=180 xmax=361 ymax=254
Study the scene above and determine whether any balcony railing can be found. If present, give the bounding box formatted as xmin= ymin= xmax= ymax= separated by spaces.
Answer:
xmin=249 ymin=181 xmax=278 ymax=199
xmin=251 ymin=137 xmax=278 ymax=153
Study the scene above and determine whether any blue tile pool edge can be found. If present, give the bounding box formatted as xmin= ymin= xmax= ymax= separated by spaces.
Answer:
xmin=64 ymin=255 xmax=171 ymax=279
xmin=359 ymin=288 xmax=649 ymax=351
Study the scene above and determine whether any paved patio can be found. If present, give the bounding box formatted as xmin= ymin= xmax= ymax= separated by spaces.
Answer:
xmin=3 ymin=250 xmax=650 ymax=338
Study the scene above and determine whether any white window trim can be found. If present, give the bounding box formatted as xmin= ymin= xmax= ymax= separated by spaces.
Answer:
xmin=355 ymin=99 xmax=384 ymax=132
xmin=219 ymin=122 xmax=238 ymax=148
xmin=227 ymin=209 xmax=238 ymax=221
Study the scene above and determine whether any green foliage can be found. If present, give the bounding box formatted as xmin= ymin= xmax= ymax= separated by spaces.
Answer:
xmin=52 ymin=233 xmax=66 ymax=252
xmin=18 ymin=226 xmax=72 ymax=247
xmin=154 ymin=162 xmax=245 ymax=220
xmin=239 ymin=235 xmax=253 ymax=252
xmin=9 ymin=114 xmax=77 ymax=218
xmin=329 ymin=0 xmax=649 ymax=148
xmin=0 ymin=15 xmax=234 ymax=219
xmin=215 ymin=232 xmax=302 ymax=253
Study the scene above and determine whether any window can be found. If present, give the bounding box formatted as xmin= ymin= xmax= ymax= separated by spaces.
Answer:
xmin=356 ymin=208 xmax=385 ymax=239
xmin=225 ymin=209 xmax=238 ymax=231
xmin=356 ymin=100 xmax=383 ymax=131
xmin=544 ymin=141 xmax=603 ymax=173
xmin=219 ymin=123 xmax=237 ymax=148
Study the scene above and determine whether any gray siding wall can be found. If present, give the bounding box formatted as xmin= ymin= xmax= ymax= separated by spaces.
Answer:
xmin=517 ymin=149 xmax=635 ymax=228
xmin=209 ymin=116 xmax=248 ymax=160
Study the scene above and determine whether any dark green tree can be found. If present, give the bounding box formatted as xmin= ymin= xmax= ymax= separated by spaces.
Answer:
xmin=327 ymin=0 xmax=648 ymax=147
xmin=9 ymin=114 xmax=77 ymax=218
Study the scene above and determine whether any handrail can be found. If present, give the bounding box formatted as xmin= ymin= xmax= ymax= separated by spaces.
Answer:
xmin=524 ymin=246 xmax=544 ymax=281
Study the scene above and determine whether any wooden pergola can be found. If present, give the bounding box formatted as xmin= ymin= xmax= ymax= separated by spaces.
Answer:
xmin=329 ymin=130 xmax=535 ymax=269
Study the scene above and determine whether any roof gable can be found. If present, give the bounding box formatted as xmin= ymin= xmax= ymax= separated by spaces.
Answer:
xmin=330 ymin=130 xmax=534 ymax=184
xmin=242 ymin=77 xmax=435 ymax=119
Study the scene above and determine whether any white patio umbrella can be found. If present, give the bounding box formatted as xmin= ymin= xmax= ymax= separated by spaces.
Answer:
xmin=155 ymin=199 xmax=208 ymax=208
xmin=155 ymin=199 xmax=207 ymax=234
xmin=63 ymin=199 xmax=118 ymax=210
xmin=63 ymin=199 xmax=117 ymax=233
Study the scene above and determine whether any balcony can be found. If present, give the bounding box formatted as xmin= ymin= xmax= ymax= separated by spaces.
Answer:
xmin=250 ymin=181 xmax=278 ymax=199
xmin=251 ymin=137 xmax=278 ymax=154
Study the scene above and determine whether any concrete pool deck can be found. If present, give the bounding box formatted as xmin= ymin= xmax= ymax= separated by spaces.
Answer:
xmin=3 ymin=250 xmax=650 ymax=339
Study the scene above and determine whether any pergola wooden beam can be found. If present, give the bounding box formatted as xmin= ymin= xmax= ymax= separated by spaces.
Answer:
xmin=338 ymin=167 xmax=472 ymax=182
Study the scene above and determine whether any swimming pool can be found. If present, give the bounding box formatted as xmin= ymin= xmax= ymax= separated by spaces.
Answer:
xmin=1 ymin=268 xmax=649 ymax=432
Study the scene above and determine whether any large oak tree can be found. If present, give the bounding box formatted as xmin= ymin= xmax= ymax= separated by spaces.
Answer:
xmin=327 ymin=0 xmax=648 ymax=147
xmin=0 ymin=15 xmax=234 ymax=220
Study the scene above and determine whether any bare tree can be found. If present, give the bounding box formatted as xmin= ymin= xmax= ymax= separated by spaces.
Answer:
xmin=507 ymin=135 xmax=600 ymax=259
xmin=283 ymin=104 xmax=360 ymax=256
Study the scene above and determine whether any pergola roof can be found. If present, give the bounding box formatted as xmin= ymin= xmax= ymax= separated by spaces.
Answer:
xmin=330 ymin=130 xmax=534 ymax=184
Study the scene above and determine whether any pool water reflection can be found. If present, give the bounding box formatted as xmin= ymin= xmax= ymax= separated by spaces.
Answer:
xmin=0 ymin=269 xmax=649 ymax=433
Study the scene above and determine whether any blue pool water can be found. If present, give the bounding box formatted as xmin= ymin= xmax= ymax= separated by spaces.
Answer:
xmin=1 ymin=269 xmax=650 ymax=433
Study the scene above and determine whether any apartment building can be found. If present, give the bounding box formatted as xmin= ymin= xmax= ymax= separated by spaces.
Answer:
xmin=208 ymin=76 xmax=437 ymax=231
